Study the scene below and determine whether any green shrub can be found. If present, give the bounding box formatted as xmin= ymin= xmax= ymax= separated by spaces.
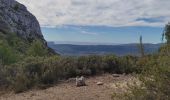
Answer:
xmin=0 ymin=54 xmax=140 ymax=92
xmin=118 ymin=55 xmax=139 ymax=74
xmin=7 ymin=34 xmax=29 ymax=54
xmin=159 ymin=44 xmax=170 ymax=56
xmin=102 ymin=55 xmax=119 ymax=73
xmin=112 ymin=48 xmax=170 ymax=100
xmin=0 ymin=42 xmax=19 ymax=65
xmin=27 ymin=40 xmax=48 ymax=57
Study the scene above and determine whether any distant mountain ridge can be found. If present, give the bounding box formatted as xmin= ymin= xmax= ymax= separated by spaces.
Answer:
xmin=48 ymin=42 xmax=161 ymax=56
xmin=52 ymin=41 xmax=121 ymax=45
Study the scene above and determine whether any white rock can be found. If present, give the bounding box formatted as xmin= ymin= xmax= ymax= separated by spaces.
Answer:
xmin=112 ymin=74 xmax=120 ymax=77
xmin=76 ymin=76 xmax=86 ymax=87
xmin=97 ymin=82 xmax=104 ymax=85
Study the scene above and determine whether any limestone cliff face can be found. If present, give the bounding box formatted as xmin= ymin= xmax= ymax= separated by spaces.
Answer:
xmin=0 ymin=0 xmax=44 ymax=42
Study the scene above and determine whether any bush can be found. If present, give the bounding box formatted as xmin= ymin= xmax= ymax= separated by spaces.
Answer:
xmin=4 ymin=56 xmax=64 ymax=92
xmin=0 ymin=54 xmax=139 ymax=92
xmin=102 ymin=55 xmax=119 ymax=73
xmin=112 ymin=47 xmax=170 ymax=100
xmin=27 ymin=40 xmax=48 ymax=57
xmin=118 ymin=55 xmax=139 ymax=74
xmin=159 ymin=44 xmax=170 ymax=56
xmin=0 ymin=41 xmax=19 ymax=65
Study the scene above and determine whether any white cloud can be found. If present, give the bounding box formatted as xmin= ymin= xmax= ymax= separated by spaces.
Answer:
xmin=81 ymin=30 xmax=98 ymax=35
xmin=16 ymin=0 xmax=170 ymax=27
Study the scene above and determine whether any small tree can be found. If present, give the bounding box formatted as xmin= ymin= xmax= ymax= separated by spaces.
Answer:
xmin=139 ymin=36 xmax=145 ymax=57
xmin=163 ymin=23 xmax=170 ymax=44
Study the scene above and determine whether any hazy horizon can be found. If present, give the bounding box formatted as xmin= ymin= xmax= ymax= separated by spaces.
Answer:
xmin=48 ymin=41 xmax=161 ymax=45
xmin=42 ymin=26 xmax=164 ymax=44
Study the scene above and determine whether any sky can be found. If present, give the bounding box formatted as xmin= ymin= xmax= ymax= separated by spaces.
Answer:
xmin=16 ymin=0 xmax=170 ymax=44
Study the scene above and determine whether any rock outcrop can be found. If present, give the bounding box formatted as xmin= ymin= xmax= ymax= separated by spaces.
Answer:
xmin=0 ymin=0 xmax=44 ymax=42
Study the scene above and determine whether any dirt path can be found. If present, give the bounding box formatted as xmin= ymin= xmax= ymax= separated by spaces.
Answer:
xmin=0 ymin=74 xmax=135 ymax=100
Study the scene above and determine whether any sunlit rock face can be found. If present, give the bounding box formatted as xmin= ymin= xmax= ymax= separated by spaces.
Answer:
xmin=0 ymin=0 xmax=44 ymax=41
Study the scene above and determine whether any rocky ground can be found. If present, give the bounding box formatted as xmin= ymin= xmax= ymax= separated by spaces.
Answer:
xmin=0 ymin=74 xmax=136 ymax=100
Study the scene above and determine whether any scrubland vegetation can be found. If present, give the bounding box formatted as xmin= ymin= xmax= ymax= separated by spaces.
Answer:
xmin=0 ymin=48 xmax=140 ymax=93
xmin=112 ymin=24 xmax=170 ymax=100
xmin=0 ymin=23 xmax=170 ymax=100
xmin=0 ymin=34 xmax=141 ymax=93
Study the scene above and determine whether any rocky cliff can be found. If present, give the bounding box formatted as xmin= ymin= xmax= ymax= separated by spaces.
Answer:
xmin=0 ymin=0 xmax=45 ymax=42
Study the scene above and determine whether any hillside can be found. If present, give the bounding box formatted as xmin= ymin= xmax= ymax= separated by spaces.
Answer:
xmin=0 ymin=0 xmax=52 ymax=54
xmin=48 ymin=42 xmax=161 ymax=56
xmin=0 ymin=0 xmax=169 ymax=100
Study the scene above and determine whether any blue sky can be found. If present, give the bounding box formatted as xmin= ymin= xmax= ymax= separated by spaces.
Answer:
xmin=42 ymin=26 xmax=163 ymax=44
xmin=16 ymin=0 xmax=170 ymax=44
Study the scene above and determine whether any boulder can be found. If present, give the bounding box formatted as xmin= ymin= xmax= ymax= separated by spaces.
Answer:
xmin=76 ymin=76 xmax=86 ymax=87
